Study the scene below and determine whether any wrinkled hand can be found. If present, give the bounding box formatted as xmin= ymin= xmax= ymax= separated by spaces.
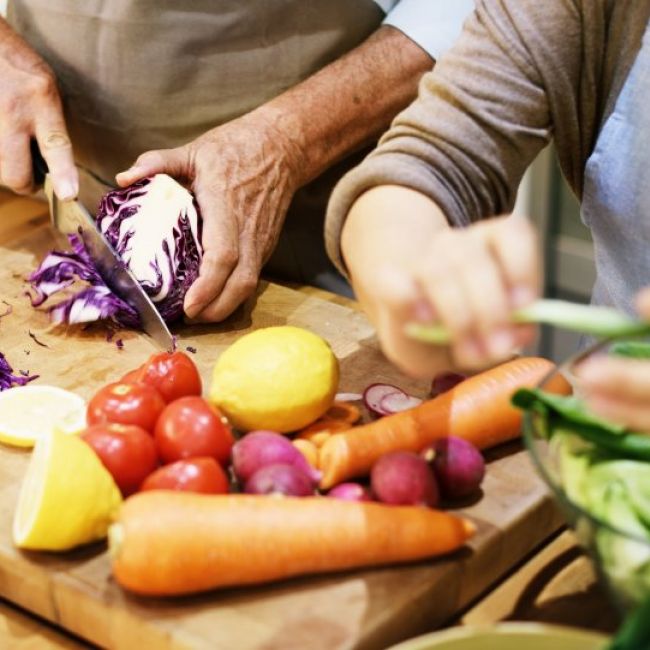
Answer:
xmin=0 ymin=19 xmax=77 ymax=199
xmin=576 ymin=288 xmax=650 ymax=432
xmin=116 ymin=109 xmax=301 ymax=322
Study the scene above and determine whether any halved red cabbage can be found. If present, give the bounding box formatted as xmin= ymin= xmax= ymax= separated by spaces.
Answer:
xmin=29 ymin=174 xmax=203 ymax=327
xmin=0 ymin=353 xmax=38 ymax=391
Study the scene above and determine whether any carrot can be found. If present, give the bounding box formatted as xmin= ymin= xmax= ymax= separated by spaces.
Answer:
xmin=297 ymin=417 xmax=352 ymax=446
xmin=110 ymin=492 xmax=474 ymax=596
xmin=324 ymin=401 xmax=361 ymax=424
xmin=319 ymin=357 xmax=571 ymax=489
xmin=292 ymin=439 xmax=319 ymax=469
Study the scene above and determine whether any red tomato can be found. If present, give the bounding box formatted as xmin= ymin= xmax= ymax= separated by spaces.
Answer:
xmin=140 ymin=457 xmax=229 ymax=494
xmin=119 ymin=364 xmax=145 ymax=384
xmin=87 ymin=382 xmax=165 ymax=432
xmin=136 ymin=351 xmax=202 ymax=403
xmin=82 ymin=423 xmax=158 ymax=496
xmin=154 ymin=397 xmax=234 ymax=466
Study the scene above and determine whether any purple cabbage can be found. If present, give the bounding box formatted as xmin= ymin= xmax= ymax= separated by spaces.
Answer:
xmin=0 ymin=353 xmax=38 ymax=391
xmin=28 ymin=174 xmax=203 ymax=327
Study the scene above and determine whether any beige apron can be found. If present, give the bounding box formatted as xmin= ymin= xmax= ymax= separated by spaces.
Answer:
xmin=8 ymin=0 xmax=383 ymax=293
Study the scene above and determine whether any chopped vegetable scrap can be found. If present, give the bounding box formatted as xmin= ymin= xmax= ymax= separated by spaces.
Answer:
xmin=28 ymin=330 xmax=49 ymax=348
xmin=28 ymin=234 xmax=139 ymax=328
xmin=0 ymin=301 xmax=12 ymax=319
xmin=0 ymin=353 xmax=38 ymax=391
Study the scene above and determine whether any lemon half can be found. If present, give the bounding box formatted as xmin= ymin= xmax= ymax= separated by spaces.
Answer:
xmin=0 ymin=385 xmax=86 ymax=448
xmin=13 ymin=429 xmax=122 ymax=551
xmin=210 ymin=326 xmax=339 ymax=433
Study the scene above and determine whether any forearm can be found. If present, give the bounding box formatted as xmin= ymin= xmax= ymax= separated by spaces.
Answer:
xmin=255 ymin=25 xmax=433 ymax=188
xmin=341 ymin=185 xmax=448 ymax=321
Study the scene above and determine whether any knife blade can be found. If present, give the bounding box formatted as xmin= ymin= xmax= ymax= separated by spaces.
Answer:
xmin=43 ymin=174 xmax=175 ymax=351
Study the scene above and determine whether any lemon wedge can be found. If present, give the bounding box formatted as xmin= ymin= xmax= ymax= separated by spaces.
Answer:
xmin=0 ymin=385 xmax=86 ymax=448
xmin=13 ymin=429 xmax=122 ymax=550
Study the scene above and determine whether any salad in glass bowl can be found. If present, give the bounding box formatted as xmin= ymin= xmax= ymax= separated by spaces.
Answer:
xmin=516 ymin=338 xmax=650 ymax=612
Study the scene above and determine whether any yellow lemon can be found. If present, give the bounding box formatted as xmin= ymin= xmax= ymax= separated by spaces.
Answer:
xmin=0 ymin=385 xmax=86 ymax=448
xmin=13 ymin=428 xmax=122 ymax=551
xmin=209 ymin=326 xmax=339 ymax=433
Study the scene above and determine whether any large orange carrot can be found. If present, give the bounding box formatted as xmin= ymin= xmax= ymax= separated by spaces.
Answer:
xmin=319 ymin=357 xmax=571 ymax=489
xmin=110 ymin=492 xmax=474 ymax=596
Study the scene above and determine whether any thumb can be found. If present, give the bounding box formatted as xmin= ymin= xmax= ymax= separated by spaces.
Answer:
xmin=115 ymin=147 xmax=190 ymax=186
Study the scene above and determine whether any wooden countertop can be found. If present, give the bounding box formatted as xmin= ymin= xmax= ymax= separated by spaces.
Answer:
xmin=0 ymin=191 xmax=616 ymax=648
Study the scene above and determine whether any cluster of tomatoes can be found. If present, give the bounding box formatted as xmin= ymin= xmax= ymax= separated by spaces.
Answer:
xmin=82 ymin=351 xmax=234 ymax=497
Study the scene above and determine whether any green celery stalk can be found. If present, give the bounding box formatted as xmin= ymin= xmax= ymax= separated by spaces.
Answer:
xmin=405 ymin=299 xmax=650 ymax=345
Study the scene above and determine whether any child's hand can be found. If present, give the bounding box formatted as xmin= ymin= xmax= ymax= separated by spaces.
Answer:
xmin=576 ymin=288 xmax=650 ymax=432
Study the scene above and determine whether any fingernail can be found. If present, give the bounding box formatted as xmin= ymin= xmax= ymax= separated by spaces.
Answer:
xmin=488 ymin=328 xmax=514 ymax=358
xmin=56 ymin=180 xmax=78 ymax=201
xmin=457 ymin=337 xmax=483 ymax=364
xmin=512 ymin=287 xmax=535 ymax=308
xmin=116 ymin=166 xmax=141 ymax=180
xmin=412 ymin=299 xmax=435 ymax=322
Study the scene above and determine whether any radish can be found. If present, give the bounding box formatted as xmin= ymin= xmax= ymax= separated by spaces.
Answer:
xmin=363 ymin=383 xmax=422 ymax=417
xmin=232 ymin=431 xmax=321 ymax=484
xmin=335 ymin=392 xmax=363 ymax=402
xmin=327 ymin=482 xmax=373 ymax=502
xmin=430 ymin=372 xmax=466 ymax=397
xmin=244 ymin=464 xmax=315 ymax=497
xmin=378 ymin=392 xmax=422 ymax=413
xmin=371 ymin=451 xmax=439 ymax=507
xmin=421 ymin=437 xmax=485 ymax=499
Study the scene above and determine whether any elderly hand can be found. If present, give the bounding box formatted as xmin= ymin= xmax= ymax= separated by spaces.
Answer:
xmin=576 ymin=288 xmax=650 ymax=432
xmin=116 ymin=108 xmax=301 ymax=322
xmin=0 ymin=19 xmax=78 ymax=199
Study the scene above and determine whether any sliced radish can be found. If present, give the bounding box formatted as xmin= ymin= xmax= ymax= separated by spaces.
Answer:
xmin=335 ymin=392 xmax=363 ymax=402
xmin=379 ymin=391 xmax=423 ymax=414
xmin=363 ymin=383 xmax=407 ymax=417
xmin=430 ymin=372 xmax=466 ymax=397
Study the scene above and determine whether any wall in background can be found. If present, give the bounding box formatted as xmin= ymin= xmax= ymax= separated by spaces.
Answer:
xmin=0 ymin=1 xmax=6 ymax=17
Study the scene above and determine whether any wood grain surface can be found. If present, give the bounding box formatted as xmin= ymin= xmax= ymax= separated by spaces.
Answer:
xmin=0 ymin=194 xmax=566 ymax=649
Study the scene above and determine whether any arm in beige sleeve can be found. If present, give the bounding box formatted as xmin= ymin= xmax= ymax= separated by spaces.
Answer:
xmin=327 ymin=0 xmax=587 ymax=275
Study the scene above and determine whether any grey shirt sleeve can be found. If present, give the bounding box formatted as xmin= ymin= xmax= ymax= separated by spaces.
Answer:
xmin=326 ymin=0 xmax=586 ymax=275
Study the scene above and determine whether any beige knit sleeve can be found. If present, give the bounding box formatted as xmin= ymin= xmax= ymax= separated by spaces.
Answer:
xmin=325 ymin=0 xmax=584 ymax=275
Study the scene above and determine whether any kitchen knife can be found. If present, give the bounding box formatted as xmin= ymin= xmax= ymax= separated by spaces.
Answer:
xmin=33 ymin=142 xmax=175 ymax=351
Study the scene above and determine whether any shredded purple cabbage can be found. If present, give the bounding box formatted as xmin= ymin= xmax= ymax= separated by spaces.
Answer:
xmin=28 ymin=234 xmax=140 ymax=328
xmin=28 ymin=175 xmax=202 ymax=328
xmin=0 ymin=353 xmax=38 ymax=391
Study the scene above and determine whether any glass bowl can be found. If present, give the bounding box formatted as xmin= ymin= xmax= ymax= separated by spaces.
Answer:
xmin=523 ymin=338 xmax=650 ymax=613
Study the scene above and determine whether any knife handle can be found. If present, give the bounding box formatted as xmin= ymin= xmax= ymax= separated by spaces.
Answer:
xmin=30 ymin=139 xmax=48 ymax=187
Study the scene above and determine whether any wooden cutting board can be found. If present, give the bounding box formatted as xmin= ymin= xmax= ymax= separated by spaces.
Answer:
xmin=0 ymin=213 xmax=565 ymax=650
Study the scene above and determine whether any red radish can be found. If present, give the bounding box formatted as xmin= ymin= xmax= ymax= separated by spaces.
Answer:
xmin=232 ymin=431 xmax=321 ymax=484
xmin=430 ymin=372 xmax=466 ymax=397
xmin=327 ymin=483 xmax=373 ymax=502
xmin=378 ymin=392 xmax=422 ymax=414
xmin=371 ymin=452 xmax=439 ymax=507
xmin=244 ymin=464 xmax=315 ymax=497
xmin=363 ymin=383 xmax=408 ymax=417
xmin=422 ymin=437 xmax=485 ymax=499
